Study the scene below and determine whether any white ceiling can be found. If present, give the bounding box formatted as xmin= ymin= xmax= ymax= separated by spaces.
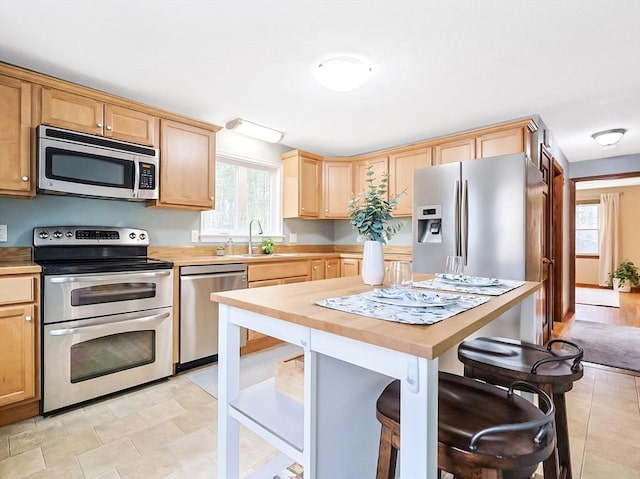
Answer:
xmin=1 ymin=0 xmax=639 ymax=162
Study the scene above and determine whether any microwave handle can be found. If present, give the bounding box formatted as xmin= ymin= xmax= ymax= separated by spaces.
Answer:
xmin=133 ymin=160 xmax=140 ymax=198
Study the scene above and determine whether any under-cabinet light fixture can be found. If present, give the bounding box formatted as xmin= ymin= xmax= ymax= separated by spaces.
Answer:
xmin=591 ymin=128 xmax=626 ymax=146
xmin=225 ymin=118 xmax=284 ymax=143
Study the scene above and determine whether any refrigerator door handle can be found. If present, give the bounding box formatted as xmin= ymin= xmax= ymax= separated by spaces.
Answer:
xmin=461 ymin=179 xmax=469 ymax=265
xmin=454 ymin=180 xmax=461 ymax=256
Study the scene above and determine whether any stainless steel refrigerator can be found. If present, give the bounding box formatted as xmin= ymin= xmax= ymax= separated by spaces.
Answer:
xmin=413 ymin=152 xmax=544 ymax=284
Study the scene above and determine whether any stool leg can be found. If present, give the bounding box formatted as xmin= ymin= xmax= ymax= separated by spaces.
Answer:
xmin=377 ymin=424 xmax=397 ymax=479
xmin=541 ymin=385 xmax=560 ymax=479
xmin=553 ymin=392 xmax=573 ymax=479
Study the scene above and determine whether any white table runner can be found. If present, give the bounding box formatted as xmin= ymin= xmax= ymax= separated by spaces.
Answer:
xmin=315 ymin=288 xmax=490 ymax=325
xmin=414 ymin=274 xmax=525 ymax=296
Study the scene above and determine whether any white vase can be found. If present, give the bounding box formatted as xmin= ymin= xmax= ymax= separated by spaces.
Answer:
xmin=361 ymin=240 xmax=385 ymax=285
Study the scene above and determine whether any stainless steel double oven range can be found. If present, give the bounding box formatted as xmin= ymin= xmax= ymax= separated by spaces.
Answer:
xmin=34 ymin=226 xmax=174 ymax=414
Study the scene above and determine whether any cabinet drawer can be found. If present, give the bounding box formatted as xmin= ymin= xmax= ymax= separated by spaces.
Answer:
xmin=248 ymin=261 xmax=311 ymax=282
xmin=0 ymin=276 xmax=35 ymax=305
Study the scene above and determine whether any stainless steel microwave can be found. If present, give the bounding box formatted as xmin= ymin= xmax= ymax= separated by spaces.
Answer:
xmin=37 ymin=125 xmax=159 ymax=201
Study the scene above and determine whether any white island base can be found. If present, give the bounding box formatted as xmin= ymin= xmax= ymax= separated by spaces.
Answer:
xmin=215 ymin=276 xmax=541 ymax=479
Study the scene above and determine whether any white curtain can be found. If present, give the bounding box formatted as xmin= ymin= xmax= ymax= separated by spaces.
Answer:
xmin=598 ymin=193 xmax=620 ymax=286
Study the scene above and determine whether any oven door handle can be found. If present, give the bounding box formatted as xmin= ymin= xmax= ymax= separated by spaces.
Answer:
xmin=48 ymin=311 xmax=171 ymax=336
xmin=49 ymin=271 xmax=171 ymax=283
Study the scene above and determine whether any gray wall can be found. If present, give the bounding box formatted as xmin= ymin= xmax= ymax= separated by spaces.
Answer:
xmin=333 ymin=218 xmax=412 ymax=246
xmin=0 ymin=195 xmax=200 ymax=246
xmin=568 ymin=153 xmax=640 ymax=179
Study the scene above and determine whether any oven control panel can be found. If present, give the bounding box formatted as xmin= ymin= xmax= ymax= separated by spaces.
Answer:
xmin=33 ymin=226 xmax=150 ymax=246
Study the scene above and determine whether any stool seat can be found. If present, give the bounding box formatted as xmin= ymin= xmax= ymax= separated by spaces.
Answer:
xmin=458 ymin=337 xmax=584 ymax=479
xmin=458 ymin=337 xmax=583 ymax=393
xmin=376 ymin=372 xmax=555 ymax=479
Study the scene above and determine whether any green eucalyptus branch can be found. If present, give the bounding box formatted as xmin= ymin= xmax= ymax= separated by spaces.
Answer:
xmin=348 ymin=166 xmax=407 ymax=244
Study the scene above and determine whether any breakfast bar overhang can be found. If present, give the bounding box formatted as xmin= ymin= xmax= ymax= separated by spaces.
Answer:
xmin=212 ymin=274 xmax=542 ymax=479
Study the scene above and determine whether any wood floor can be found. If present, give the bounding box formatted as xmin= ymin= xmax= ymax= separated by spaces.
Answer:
xmin=553 ymin=289 xmax=640 ymax=338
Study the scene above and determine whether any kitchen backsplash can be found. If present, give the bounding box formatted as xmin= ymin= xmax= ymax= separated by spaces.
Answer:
xmin=0 ymin=196 xmax=416 ymax=247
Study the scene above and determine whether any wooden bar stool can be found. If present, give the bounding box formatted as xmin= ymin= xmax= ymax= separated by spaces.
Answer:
xmin=457 ymin=337 xmax=583 ymax=479
xmin=376 ymin=372 xmax=555 ymax=479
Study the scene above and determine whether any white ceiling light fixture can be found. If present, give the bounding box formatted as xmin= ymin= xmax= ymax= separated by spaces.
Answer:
xmin=591 ymin=128 xmax=627 ymax=147
xmin=315 ymin=55 xmax=373 ymax=92
xmin=225 ymin=118 xmax=284 ymax=143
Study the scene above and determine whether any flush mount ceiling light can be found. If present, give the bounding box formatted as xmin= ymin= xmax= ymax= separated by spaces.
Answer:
xmin=225 ymin=118 xmax=284 ymax=143
xmin=591 ymin=128 xmax=627 ymax=146
xmin=315 ymin=55 xmax=373 ymax=92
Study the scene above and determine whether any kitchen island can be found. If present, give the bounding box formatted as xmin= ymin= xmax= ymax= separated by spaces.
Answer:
xmin=212 ymin=274 xmax=542 ymax=479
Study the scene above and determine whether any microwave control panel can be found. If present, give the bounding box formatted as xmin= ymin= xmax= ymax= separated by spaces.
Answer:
xmin=139 ymin=163 xmax=156 ymax=190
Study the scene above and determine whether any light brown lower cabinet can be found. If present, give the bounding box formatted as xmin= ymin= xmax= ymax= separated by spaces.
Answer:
xmin=340 ymin=258 xmax=360 ymax=277
xmin=325 ymin=258 xmax=340 ymax=279
xmin=242 ymin=261 xmax=312 ymax=354
xmin=0 ymin=274 xmax=40 ymax=426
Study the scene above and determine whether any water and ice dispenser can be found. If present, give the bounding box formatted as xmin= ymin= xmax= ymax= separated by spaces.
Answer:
xmin=417 ymin=205 xmax=442 ymax=243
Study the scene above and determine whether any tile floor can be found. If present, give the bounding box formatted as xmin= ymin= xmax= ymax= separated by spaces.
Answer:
xmin=0 ymin=363 xmax=638 ymax=478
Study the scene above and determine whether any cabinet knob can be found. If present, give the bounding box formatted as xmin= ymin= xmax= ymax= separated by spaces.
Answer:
xmin=325 ymin=209 xmax=329 ymax=212
xmin=301 ymin=207 xmax=305 ymax=211
xmin=327 ymin=264 xmax=331 ymax=269
xmin=210 ymin=196 xmax=214 ymax=200
xmin=21 ymin=176 xmax=29 ymax=182
xmin=25 ymin=316 xmax=32 ymax=322
xmin=106 ymin=125 xmax=113 ymax=130
xmin=313 ymin=265 xmax=317 ymax=270
xmin=97 ymin=123 xmax=103 ymax=128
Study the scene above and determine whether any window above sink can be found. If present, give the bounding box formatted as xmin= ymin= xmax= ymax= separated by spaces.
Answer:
xmin=200 ymin=153 xmax=283 ymax=242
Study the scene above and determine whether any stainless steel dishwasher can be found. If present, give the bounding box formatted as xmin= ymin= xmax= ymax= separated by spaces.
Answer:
xmin=177 ymin=263 xmax=247 ymax=372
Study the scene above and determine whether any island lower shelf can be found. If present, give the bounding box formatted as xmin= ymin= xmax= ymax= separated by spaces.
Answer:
xmin=229 ymin=377 xmax=305 ymax=464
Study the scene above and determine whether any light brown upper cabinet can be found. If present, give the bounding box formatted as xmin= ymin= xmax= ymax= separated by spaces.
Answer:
xmin=154 ymin=120 xmax=215 ymax=210
xmin=353 ymin=155 xmax=389 ymax=200
xmin=388 ymin=147 xmax=432 ymax=217
xmin=323 ymin=161 xmax=353 ymax=219
xmin=433 ymin=137 xmax=475 ymax=165
xmin=0 ymin=74 xmax=33 ymax=197
xmin=41 ymin=88 xmax=158 ymax=147
xmin=476 ymin=126 xmax=526 ymax=159
xmin=282 ymin=150 xmax=322 ymax=218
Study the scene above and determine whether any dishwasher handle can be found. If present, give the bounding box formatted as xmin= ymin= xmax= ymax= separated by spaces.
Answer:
xmin=180 ymin=271 xmax=247 ymax=282
xmin=180 ymin=263 xmax=247 ymax=276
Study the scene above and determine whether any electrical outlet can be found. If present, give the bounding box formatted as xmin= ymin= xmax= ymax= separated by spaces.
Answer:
xmin=0 ymin=225 xmax=6 ymax=242
xmin=191 ymin=230 xmax=199 ymax=242
xmin=289 ymin=233 xmax=297 ymax=243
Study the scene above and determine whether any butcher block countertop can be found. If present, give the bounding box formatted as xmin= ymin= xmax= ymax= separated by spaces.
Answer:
xmin=211 ymin=275 xmax=541 ymax=360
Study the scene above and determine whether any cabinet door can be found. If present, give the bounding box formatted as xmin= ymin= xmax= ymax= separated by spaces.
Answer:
xmin=311 ymin=259 xmax=325 ymax=281
xmin=41 ymin=88 xmax=103 ymax=136
xmin=158 ymin=120 xmax=215 ymax=210
xmin=104 ymin=104 xmax=158 ymax=147
xmin=476 ymin=127 xmax=524 ymax=158
xmin=0 ymin=304 xmax=36 ymax=407
xmin=323 ymin=161 xmax=353 ymax=218
xmin=0 ymin=75 xmax=33 ymax=196
xmin=389 ymin=148 xmax=431 ymax=216
xmin=299 ymin=156 xmax=321 ymax=217
xmin=325 ymin=258 xmax=340 ymax=279
xmin=354 ymin=156 xmax=389 ymax=200
xmin=341 ymin=258 xmax=360 ymax=277
xmin=433 ymin=137 xmax=475 ymax=165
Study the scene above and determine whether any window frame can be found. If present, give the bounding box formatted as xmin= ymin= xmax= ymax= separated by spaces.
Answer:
xmin=575 ymin=200 xmax=600 ymax=258
xmin=199 ymin=152 xmax=283 ymax=242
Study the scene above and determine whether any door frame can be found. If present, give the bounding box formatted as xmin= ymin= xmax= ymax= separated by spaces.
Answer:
xmin=551 ymin=159 xmax=564 ymax=325
xmin=568 ymin=171 xmax=640 ymax=314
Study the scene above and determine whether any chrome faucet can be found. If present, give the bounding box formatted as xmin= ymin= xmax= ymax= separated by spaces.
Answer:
xmin=248 ymin=218 xmax=263 ymax=255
